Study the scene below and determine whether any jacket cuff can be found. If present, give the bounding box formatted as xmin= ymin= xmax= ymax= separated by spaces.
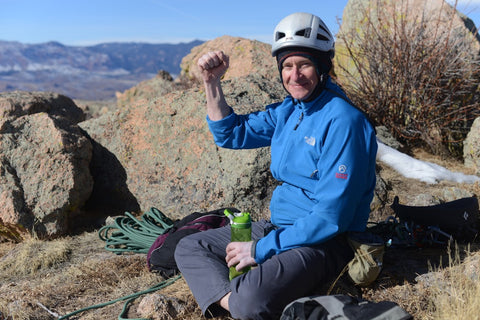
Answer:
xmin=251 ymin=239 xmax=259 ymax=262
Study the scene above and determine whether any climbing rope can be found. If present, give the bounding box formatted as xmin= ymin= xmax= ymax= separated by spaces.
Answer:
xmin=58 ymin=274 xmax=182 ymax=320
xmin=98 ymin=207 xmax=175 ymax=254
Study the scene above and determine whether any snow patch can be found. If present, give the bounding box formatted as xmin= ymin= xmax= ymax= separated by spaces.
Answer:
xmin=376 ymin=139 xmax=480 ymax=184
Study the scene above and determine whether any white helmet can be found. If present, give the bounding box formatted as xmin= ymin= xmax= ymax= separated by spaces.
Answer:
xmin=271 ymin=12 xmax=335 ymax=57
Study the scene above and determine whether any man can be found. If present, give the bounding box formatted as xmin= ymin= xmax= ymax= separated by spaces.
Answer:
xmin=175 ymin=12 xmax=378 ymax=319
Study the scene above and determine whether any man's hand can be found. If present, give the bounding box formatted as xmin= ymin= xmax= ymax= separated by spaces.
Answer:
xmin=226 ymin=241 xmax=257 ymax=271
xmin=197 ymin=51 xmax=229 ymax=83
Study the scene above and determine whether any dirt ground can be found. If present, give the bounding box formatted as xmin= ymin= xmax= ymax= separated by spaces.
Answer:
xmin=1 ymin=151 xmax=479 ymax=320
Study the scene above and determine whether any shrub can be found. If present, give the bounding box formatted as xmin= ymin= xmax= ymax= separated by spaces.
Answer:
xmin=335 ymin=0 xmax=480 ymax=157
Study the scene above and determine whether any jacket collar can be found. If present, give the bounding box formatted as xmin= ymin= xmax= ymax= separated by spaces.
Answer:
xmin=291 ymin=77 xmax=337 ymax=114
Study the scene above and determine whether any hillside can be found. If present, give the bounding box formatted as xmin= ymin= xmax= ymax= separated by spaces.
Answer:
xmin=0 ymin=40 xmax=203 ymax=100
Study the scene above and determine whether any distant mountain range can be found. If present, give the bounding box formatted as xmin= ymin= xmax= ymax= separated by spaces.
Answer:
xmin=0 ymin=40 xmax=204 ymax=100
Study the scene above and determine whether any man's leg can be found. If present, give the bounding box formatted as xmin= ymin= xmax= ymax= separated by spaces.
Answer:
xmin=174 ymin=220 xmax=270 ymax=316
xmin=228 ymin=236 xmax=352 ymax=320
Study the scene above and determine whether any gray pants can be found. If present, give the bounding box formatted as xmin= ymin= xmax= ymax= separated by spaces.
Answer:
xmin=174 ymin=220 xmax=353 ymax=320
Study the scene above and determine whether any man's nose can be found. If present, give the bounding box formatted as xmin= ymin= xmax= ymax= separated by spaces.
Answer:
xmin=291 ymin=66 xmax=302 ymax=80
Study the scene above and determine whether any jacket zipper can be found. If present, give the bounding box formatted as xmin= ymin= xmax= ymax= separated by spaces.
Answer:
xmin=293 ymin=111 xmax=304 ymax=130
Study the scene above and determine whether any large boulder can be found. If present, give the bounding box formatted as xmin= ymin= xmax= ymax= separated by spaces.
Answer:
xmin=464 ymin=117 xmax=480 ymax=174
xmin=80 ymin=36 xmax=285 ymax=217
xmin=335 ymin=0 xmax=480 ymax=81
xmin=334 ymin=0 xmax=480 ymax=157
xmin=0 ymin=91 xmax=85 ymax=125
xmin=81 ymin=72 xmax=285 ymax=220
xmin=179 ymin=35 xmax=277 ymax=83
xmin=81 ymin=37 xmax=284 ymax=220
xmin=0 ymin=92 xmax=93 ymax=240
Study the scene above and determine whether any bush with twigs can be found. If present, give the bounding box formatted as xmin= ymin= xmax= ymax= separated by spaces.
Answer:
xmin=334 ymin=0 xmax=480 ymax=157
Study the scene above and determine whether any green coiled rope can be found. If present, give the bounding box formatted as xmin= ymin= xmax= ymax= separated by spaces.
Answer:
xmin=98 ymin=207 xmax=175 ymax=254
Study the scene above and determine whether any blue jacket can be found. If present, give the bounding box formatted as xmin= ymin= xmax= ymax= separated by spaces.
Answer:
xmin=207 ymin=78 xmax=378 ymax=264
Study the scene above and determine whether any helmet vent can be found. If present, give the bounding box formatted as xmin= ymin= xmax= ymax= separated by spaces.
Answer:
xmin=317 ymin=33 xmax=329 ymax=41
xmin=295 ymin=28 xmax=311 ymax=38
xmin=276 ymin=32 xmax=286 ymax=41
xmin=318 ymin=24 xmax=332 ymax=38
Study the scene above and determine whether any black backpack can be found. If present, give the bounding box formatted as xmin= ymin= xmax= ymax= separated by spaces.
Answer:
xmin=146 ymin=208 xmax=233 ymax=277
xmin=280 ymin=294 xmax=412 ymax=320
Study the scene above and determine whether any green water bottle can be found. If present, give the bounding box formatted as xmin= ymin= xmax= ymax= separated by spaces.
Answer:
xmin=224 ymin=209 xmax=252 ymax=280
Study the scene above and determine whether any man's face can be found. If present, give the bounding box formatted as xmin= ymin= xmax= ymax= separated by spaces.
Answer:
xmin=281 ymin=55 xmax=319 ymax=100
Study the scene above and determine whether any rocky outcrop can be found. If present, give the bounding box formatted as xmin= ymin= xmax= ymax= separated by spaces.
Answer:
xmin=115 ymin=70 xmax=190 ymax=108
xmin=1 ymin=34 xmax=479 ymax=242
xmin=81 ymin=72 xmax=285 ymax=221
xmin=0 ymin=92 xmax=93 ymax=240
xmin=334 ymin=0 xmax=480 ymax=157
xmin=464 ymin=117 xmax=480 ymax=174
xmin=0 ymin=91 xmax=85 ymax=125
xmin=179 ymin=35 xmax=278 ymax=83
xmin=336 ymin=0 xmax=480 ymax=74
xmin=79 ymin=36 xmax=284 ymax=221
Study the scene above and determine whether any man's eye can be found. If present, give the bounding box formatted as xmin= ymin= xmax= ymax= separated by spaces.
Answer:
xmin=300 ymin=63 xmax=313 ymax=70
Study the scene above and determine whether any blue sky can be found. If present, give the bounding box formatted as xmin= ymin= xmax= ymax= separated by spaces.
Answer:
xmin=0 ymin=0 xmax=479 ymax=46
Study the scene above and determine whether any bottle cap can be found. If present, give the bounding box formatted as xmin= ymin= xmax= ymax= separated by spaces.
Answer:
xmin=224 ymin=210 xmax=251 ymax=228
xmin=233 ymin=212 xmax=251 ymax=224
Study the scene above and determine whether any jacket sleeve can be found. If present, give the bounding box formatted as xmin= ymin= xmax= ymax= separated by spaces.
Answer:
xmin=254 ymin=111 xmax=378 ymax=263
xmin=206 ymin=102 xmax=283 ymax=149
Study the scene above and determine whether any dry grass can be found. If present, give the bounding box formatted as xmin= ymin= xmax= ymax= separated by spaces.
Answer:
xmin=0 ymin=157 xmax=479 ymax=320
xmin=0 ymin=232 xmax=182 ymax=320
xmin=2 ymin=230 xmax=479 ymax=320
xmin=427 ymin=248 xmax=480 ymax=320
xmin=0 ymin=237 xmax=71 ymax=279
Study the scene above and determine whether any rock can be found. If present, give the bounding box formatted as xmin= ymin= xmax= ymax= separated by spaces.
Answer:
xmin=371 ymin=172 xmax=390 ymax=212
xmin=464 ymin=117 xmax=480 ymax=174
xmin=81 ymin=131 xmax=140 ymax=218
xmin=81 ymin=72 xmax=285 ymax=220
xmin=442 ymin=187 xmax=475 ymax=202
xmin=410 ymin=194 xmax=442 ymax=206
xmin=0 ymin=91 xmax=85 ymax=124
xmin=179 ymin=35 xmax=277 ymax=83
xmin=376 ymin=126 xmax=403 ymax=150
xmin=336 ymin=0 xmax=480 ymax=83
xmin=137 ymin=293 xmax=189 ymax=320
xmin=0 ymin=92 xmax=92 ymax=240
xmin=115 ymin=71 xmax=187 ymax=109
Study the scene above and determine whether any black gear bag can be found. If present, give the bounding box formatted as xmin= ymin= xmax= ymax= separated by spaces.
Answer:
xmin=390 ymin=196 xmax=479 ymax=243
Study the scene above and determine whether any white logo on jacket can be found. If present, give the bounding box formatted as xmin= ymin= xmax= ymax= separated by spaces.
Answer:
xmin=304 ymin=136 xmax=316 ymax=146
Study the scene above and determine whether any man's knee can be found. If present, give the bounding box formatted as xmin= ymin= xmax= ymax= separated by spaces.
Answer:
xmin=230 ymin=285 xmax=282 ymax=319
xmin=174 ymin=236 xmax=196 ymax=265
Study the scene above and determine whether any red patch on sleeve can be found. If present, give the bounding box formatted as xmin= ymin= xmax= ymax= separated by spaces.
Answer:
xmin=335 ymin=173 xmax=348 ymax=179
